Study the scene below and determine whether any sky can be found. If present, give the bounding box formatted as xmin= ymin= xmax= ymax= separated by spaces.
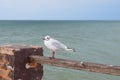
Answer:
xmin=0 ymin=0 xmax=120 ymax=20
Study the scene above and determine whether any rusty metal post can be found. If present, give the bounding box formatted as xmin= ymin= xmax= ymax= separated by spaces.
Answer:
xmin=0 ymin=44 xmax=43 ymax=80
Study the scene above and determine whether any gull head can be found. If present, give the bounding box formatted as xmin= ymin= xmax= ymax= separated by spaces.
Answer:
xmin=43 ymin=35 xmax=51 ymax=41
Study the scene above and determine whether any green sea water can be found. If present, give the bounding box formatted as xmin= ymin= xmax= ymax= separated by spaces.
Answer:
xmin=0 ymin=20 xmax=120 ymax=80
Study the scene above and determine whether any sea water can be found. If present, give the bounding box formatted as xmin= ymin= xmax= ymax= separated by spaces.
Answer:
xmin=0 ymin=20 xmax=120 ymax=80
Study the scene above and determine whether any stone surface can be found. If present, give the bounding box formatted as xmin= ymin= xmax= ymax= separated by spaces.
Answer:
xmin=0 ymin=44 xmax=43 ymax=80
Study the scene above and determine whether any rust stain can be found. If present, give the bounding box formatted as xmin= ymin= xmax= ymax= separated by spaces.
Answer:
xmin=0 ymin=68 xmax=12 ymax=80
xmin=0 ymin=54 xmax=12 ymax=80
xmin=27 ymin=62 xmax=37 ymax=69
xmin=26 ymin=57 xmax=38 ymax=69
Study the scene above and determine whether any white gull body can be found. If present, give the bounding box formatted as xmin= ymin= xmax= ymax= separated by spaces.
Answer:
xmin=43 ymin=35 xmax=74 ymax=58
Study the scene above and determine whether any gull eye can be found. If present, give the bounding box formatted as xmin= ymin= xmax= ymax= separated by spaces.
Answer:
xmin=47 ymin=37 xmax=49 ymax=40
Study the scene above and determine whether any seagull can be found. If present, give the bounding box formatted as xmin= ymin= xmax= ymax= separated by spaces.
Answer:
xmin=43 ymin=35 xmax=75 ymax=59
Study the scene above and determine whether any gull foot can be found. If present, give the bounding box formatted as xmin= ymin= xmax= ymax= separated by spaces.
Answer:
xmin=49 ymin=57 xmax=55 ymax=59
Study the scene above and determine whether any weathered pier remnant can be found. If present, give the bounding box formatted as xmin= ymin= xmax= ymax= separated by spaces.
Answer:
xmin=30 ymin=55 xmax=120 ymax=76
xmin=0 ymin=44 xmax=120 ymax=80
xmin=0 ymin=44 xmax=43 ymax=80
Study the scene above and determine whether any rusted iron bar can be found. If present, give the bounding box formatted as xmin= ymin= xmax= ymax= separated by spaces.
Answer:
xmin=30 ymin=55 xmax=120 ymax=76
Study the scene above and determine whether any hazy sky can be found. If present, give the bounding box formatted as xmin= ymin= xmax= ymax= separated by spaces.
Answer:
xmin=0 ymin=0 xmax=120 ymax=20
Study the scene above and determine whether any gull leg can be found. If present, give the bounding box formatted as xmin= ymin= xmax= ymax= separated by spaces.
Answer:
xmin=49 ymin=51 xmax=55 ymax=59
xmin=52 ymin=51 xmax=55 ymax=59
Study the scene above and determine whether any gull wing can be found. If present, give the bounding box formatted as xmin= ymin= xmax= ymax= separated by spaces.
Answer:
xmin=51 ymin=40 xmax=67 ymax=50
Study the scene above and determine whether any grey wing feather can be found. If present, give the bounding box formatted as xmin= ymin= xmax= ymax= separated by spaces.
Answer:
xmin=52 ymin=40 xmax=67 ymax=50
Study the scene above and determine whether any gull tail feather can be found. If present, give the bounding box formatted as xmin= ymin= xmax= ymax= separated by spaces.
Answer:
xmin=65 ymin=48 xmax=76 ymax=52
